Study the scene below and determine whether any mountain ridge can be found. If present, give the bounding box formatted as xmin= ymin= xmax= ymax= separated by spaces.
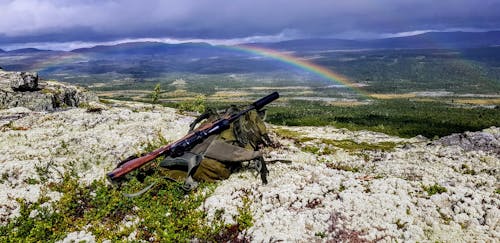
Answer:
xmin=1 ymin=31 xmax=499 ymax=53
xmin=71 ymin=41 xmax=217 ymax=55
xmin=252 ymin=31 xmax=500 ymax=51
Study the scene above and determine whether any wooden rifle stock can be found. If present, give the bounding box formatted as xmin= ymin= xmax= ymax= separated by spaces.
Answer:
xmin=107 ymin=92 xmax=279 ymax=181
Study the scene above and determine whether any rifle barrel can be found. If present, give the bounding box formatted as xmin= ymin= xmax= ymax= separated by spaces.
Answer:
xmin=107 ymin=92 xmax=279 ymax=181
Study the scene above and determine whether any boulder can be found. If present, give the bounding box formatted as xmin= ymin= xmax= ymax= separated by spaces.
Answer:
xmin=435 ymin=130 xmax=500 ymax=154
xmin=0 ymin=70 xmax=38 ymax=91
xmin=11 ymin=72 xmax=38 ymax=91
xmin=0 ymin=70 xmax=99 ymax=111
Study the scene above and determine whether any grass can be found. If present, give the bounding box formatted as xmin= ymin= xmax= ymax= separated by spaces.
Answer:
xmin=266 ymin=99 xmax=500 ymax=138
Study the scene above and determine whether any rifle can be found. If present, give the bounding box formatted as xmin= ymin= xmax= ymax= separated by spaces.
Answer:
xmin=107 ymin=92 xmax=279 ymax=181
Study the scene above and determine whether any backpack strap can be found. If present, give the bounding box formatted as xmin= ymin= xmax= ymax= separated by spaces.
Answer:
xmin=160 ymin=151 xmax=203 ymax=191
xmin=188 ymin=108 xmax=218 ymax=132
xmin=256 ymin=156 xmax=269 ymax=184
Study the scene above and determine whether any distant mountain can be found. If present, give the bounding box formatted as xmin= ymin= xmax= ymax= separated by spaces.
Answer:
xmin=7 ymin=48 xmax=53 ymax=54
xmin=0 ymin=48 xmax=5 ymax=53
xmin=71 ymin=41 xmax=230 ymax=57
xmin=368 ymin=31 xmax=500 ymax=49
xmin=51 ymin=31 xmax=500 ymax=56
xmin=254 ymin=31 xmax=500 ymax=51
xmin=248 ymin=38 xmax=363 ymax=51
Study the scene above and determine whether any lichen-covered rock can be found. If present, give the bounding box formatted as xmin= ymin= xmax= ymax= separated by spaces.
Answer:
xmin=0 ymin=107 xmax=32 ymax=127
xmin=203 ymin=125 xmax=500 ymax=242
xmin=435 ymin=129 xmax=500 ymax=154
xmin=0 ymin=70 xmax=38 ymax=91
xmin=0 ymin=101 xmax=498 ymax=242
xmin=0 ymin=101 xmax=189 ymax=224
xmin=0 ymin=89 xmax=54 ymax=111
xmin=11 ymin=72 xmax=38 ymax=91
xmin=0 ymin=69 xmax=98 ymax=111
xmin=38 ymin=81 xmax=99 ymax=109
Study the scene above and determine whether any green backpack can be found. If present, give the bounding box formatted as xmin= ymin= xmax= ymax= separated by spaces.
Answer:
xmin=160 ymin=105 xmax=272 ymax=191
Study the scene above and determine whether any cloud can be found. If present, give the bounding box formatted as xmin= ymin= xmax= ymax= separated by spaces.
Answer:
xmin=0 ymin=30 xmax=301 ymax=51
xmin=0 ymin=0 xmax=499 ymax=46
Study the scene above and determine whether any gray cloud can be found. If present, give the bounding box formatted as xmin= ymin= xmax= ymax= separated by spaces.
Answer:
xmin=1 ymin=0 xmax=499 ymax=47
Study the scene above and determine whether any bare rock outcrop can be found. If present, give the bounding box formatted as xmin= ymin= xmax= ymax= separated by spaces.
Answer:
xmin=435 ymin=128 xmax=500 ymax=154
xmin=0 ymin=70 xmax=38 ymax=91
xmin=0 ymin=69 xmax=98 ymax=111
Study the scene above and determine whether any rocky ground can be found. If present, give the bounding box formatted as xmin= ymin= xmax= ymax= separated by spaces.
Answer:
xmin=0 ymin=98 xmax=498 ymax=242
xmin=1 ymin=68 xmax=98 ymax=111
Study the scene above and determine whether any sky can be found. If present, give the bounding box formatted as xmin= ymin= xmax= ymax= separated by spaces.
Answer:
xmin=1 ymin=0 xmax=500 ymax=50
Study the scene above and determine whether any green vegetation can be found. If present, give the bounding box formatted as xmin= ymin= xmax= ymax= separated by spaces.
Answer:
xmin=274 ymin=128 xmax=398 ymax=154
xmin=461 ymin=164 xmax=477 ymax=175
xmin=235 ymin=191 xmax=254 ymax=231
xmin=7 ymin=46 xmax=498 ymax=139
xmin=151 ymin=83 xmax=161 ymax=103
xmin=395 ymin=219 xmax=408 ymax=229
xmin=176 ymin=95 xmax=207 ymax=113
xmin=0 ymin=169 xmax=256 ymax=242
xmin=328 ymin=52 xmax=500 ymax=94
xmin=0 ymin=134 xmax=253 ymax=242
xmin=326 ymin=163 xmax=360 ymax=173
xmin=320 ymin=138 xmax=397 ymax=152
xmin=267 ymin=99 xmax=500 ymax=138
xmin=423 ymin=184 xmax=447 ymax=196
xmin=273 ymin=127 xmax=306 ymax=139
xmin=315 ymin=231 xmax=327 ymax=238
xmin=0 ymin=173 xmax=224 ymax=242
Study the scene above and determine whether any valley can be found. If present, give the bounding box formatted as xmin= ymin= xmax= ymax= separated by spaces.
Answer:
xmin=1 ymin=33 xmax=500 ymax=138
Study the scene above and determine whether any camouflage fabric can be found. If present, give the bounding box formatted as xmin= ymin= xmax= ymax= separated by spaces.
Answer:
xmin=160 ymin=106 xmax=270 ymax=189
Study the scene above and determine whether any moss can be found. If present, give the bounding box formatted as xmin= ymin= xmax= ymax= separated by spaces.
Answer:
xmin=302 ymin=145 xmax=321 ymax=154
xmin=315 ymin=231 xmax=327 ymax=238
xmin=0 ymin=171 xmax=8 ymax=183
xmin=321 ymin=139 xmax=397 ymax=152
xmin=25 ymin=178 xmax=39 ymax=185
xmin=298 ymin=137 xmax=396 ymax=156
xmin=438 ymin=210 xmax=452 ymax=225
xmin=326 ymin=163 xmax=360 ymax=173
xmin=273 ymin=127 xmax=305 ymax=139
xmin=40 ymin=88 xmax=53 ymax=95
xmin=98 ymin=98 xmax=115 ymax=105
xmin=395 ymin=219 xmax=408 ymax=229
xmin=495 ymin=188 xmax=500 ymax=194
xmin=461 ymin=164 xmax=476 ymax=175
xmin=423 ymin=184 xmax=447 ymax=196
xmin=339 ymin=184 xmax=346 ymax=192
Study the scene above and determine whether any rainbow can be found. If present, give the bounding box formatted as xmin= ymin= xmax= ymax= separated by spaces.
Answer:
xmin=29 ymin=52 xmax=86 ymax=72
xmin=226 ymin=44 xmax=370 ymax=98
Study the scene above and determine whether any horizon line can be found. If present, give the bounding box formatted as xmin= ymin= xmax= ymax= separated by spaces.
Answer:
xmin=2 ymin=29 xmax=499 ymax=52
